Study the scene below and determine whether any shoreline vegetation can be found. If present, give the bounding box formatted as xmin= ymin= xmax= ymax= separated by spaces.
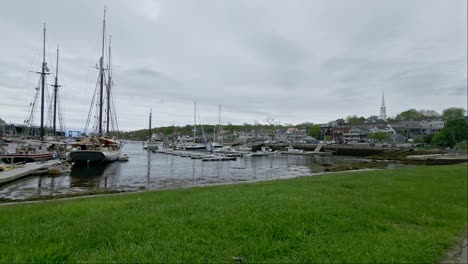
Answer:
xmin=0 ymin=164 xmax=466 ymax=262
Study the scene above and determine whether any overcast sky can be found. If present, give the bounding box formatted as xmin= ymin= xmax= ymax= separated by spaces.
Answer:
xmin=0 ymin=0 xmax=466 ymax=131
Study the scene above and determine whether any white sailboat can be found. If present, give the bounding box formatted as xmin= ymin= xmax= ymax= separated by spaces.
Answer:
xmin=209 ymin=104 xmax=224 ymax=152
xmin=69 ymin=9 xmax=121 ymax=166
xmin=184 ymin=101 xmax=207 ymax=150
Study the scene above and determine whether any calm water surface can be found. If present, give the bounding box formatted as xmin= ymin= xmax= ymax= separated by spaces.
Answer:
xmin=0 ymin=141 xmax=367 ymax=201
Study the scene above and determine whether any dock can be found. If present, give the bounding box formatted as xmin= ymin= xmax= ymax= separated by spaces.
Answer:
xmin=155 ymin=149 xmax=240 ymax=162
xmin=202 ymin=156 xmax=237 ymax=162
xmin=280 ymin=151 xmax=332 ymax=156
xmin=406 ymin=154 xmax=467 ymax=165
xmin=0 ymin=160 xmax=62 ymax=186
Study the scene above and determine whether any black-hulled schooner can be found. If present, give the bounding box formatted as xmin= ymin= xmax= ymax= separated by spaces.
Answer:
xmin=69 ymin=8 xmax=121 ymax=166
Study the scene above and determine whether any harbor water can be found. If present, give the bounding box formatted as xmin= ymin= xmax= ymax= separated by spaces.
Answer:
xmin=1 ymin=141 xmax=373 ymax=201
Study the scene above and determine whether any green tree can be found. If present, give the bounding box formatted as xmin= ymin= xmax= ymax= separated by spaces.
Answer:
xmin=367 ymin=115 xmax=379 ymax=122
xmin=0 ymin=117 xmax=5 ymax=135
xmin=422 ymin=134 xmax=433 ymax=144
xmin=395 ymin=109 xmax=424 ymax=121
xmin=307 ymin=124 xmax=321 ymax=139
xmin=431 ymin=119 xmax=468 ymax=147
xmin=442 ymin=107 xmax=465 ymax=122
xmin=419 ymin=110 xmax=440 ymax=119
xmin=368 ymin=132 xmax=390 ymax=143
xmin=346 ymin=115 xmax=366 ymax=125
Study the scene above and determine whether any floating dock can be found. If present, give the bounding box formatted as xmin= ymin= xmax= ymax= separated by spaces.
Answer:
xmin=0 ymin=160 xmax=62 ymax=186
xmin=202 ymin=156 xmax=237 ymax=162
xmin=156 ymin=149 xmax=241 ymax=161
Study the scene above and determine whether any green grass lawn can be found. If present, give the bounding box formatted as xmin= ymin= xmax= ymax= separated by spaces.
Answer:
xmin=0 ymin=164 xmax=466 ymax=263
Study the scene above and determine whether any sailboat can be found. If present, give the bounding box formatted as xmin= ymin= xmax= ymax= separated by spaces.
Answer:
xmin=1 ymin=24 xmax=55 ymax=164
xmin=143 ymin=109 xmax=159 ymax=150
xmin=184 ymin=101 xmax=207 ymax=150
xmin=69 ymin=9 xmax=121 ymax=166
xmin=210 ymin=104 xmax=224 ymax=151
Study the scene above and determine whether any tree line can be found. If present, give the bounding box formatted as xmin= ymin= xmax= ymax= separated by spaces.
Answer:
xmin=346 ymin=107 xmax=466 ymax=125
xmin=118 ymin=107 xmax=466 ymax=141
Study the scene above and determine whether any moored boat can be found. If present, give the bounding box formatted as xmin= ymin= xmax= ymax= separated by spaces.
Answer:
xmin=1 ymin=149 xmax=53 ymax=164
xmin=1 ymin=25 xmax=57 ymax=163
xmin=70 ymin=137 xmax=120 ymax=166
xmin=69 ymin=8 xmax=122 ymax=166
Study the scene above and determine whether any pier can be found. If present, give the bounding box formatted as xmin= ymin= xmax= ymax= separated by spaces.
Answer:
xmin=156 ymin=149 xmax=239 ymax=161
xmin=0 ymin=160 xmax=62 ymax=186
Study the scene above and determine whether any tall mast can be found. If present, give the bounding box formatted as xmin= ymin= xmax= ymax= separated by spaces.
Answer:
xmin=106 ymin=36 xmax=112 ymax=136
xmin=193 ymin=101 xmax=196 ymax=143
xmin=172 ymin=121 xmax=175 ymax=144
xmin=52 ymin=44 xmax=61 ymax=137
xmin=40 ymin=23 xmax=47 ymax=142
xmin=219 ymin=104 xmax=222 ymax=144
xmin=149 ymin=109 xmax=152 ymax=139
xmin=98 ymin=7 xmax=106 ymax=136
xmin=213 ymin=105 xmax=216 ymax=143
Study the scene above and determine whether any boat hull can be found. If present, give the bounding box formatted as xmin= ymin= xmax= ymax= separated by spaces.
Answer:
xmin=70 ymin=149 xmax=121 ymax=166
xmin=146 ymin=144 xmax=159 ymax=150
xmin=184 ymin=146 xmax=207 ymax=150
xmin=0 ymin=153 xmax=53 ymax=164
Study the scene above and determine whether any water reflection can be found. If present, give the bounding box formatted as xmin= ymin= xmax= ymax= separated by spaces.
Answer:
xmin=146 ymin=150 xmax=151 ymax=188
xmin=0 ymin=141 xmax=370 ymax=201
xmin=70 ymin=163 xmax=120 ymax=189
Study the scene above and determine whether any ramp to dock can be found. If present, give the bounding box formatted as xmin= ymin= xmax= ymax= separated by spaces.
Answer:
xmin=313 ymin=144 xmax=324 ymax=153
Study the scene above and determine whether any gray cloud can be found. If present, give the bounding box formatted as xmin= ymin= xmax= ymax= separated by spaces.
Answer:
xmin=0 ymin=0 xmax=466 ymax=131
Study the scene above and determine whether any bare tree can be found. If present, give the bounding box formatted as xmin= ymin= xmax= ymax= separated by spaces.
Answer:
xmin=264 ymin=115 xmax=280 ymax=126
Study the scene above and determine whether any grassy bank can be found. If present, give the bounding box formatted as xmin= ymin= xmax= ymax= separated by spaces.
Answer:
xmin=0 ymin=165 xmax=466 ymax=263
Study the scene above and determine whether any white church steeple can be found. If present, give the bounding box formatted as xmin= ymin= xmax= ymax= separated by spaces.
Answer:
xmin=379 ymin=91 xmax=387 ymax=121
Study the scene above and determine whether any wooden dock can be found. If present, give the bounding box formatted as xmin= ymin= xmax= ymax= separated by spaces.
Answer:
xmin=0 ymin=160 xmax=62 ymax=186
